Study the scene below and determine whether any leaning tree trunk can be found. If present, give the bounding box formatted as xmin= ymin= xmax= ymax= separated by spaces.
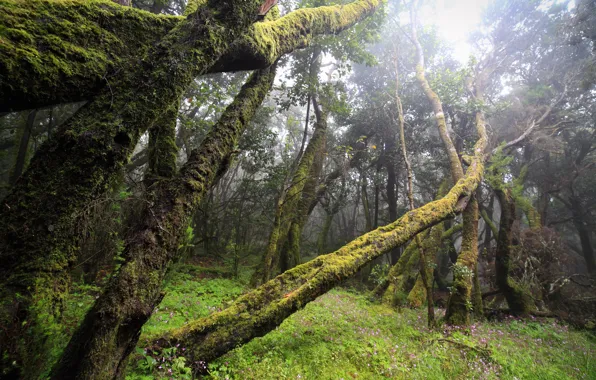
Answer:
xmin=0 ymin=1 xmax=381 ymax=375
xmin=283 ymin=95 xmax=327 ymax=270
xmin=157 ymin=121 xmax=487 ymax=371
xmin=51 ymin=66 xmax=277 ymax=380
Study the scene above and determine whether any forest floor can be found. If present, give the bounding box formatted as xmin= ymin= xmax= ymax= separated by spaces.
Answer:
xmin=62 ymin=261 xmax=596 ymax=380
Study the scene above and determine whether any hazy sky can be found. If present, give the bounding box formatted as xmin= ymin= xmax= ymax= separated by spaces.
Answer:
xmin=418 ymin=0 xmax=491 ymax=63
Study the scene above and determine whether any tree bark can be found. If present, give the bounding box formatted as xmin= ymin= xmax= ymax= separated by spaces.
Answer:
xmin=146 ymin=99 xmax=180 ymax=185
xmin=9 ymin=110 xmax=36 ymax=185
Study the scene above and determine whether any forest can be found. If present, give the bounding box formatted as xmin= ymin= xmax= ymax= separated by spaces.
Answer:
xmin=0 ymin=0 xmax=595 ymax=378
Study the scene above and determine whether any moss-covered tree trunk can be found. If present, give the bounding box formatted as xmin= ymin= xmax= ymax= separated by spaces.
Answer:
xmin=495 ymin=188 xmax=534 ymax=314
xmin=410 ymin=2 xmax=483 ymax=325
xmin=51 ymin=66 xmax=277 ymax=380
xmin=145 ymin=99 xmax=181 ymax=184
xmin=285 ymin=134 xmax=326 ymax=268
xmin=256 ymin=97 xmax=328 ymax=285
xmin=0 ymin=1 xmax=270 ymax=374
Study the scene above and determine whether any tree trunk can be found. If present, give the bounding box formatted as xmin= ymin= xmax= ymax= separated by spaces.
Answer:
xmin=570 ymin=196 xmax=596 ymax=273
xmin=256 ymin=97 xmax=327 ymax=285
xmin=410 ymin=2 xmax=482 ymax=325
xmin=495 ymin=188 xmax=534 ymax=314
xmin=146 ymin=99 xmax=180 ymax=185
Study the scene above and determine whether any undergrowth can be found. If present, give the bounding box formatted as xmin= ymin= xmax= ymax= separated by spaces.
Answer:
xmin=60 ymin=263 xmax=595 ymax=379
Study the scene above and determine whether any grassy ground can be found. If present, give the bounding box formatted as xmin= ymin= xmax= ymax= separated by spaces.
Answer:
xmin=61 ymin=263 xmax=596 ymax=379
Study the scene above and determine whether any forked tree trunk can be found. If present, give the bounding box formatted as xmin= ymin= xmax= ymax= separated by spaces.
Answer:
xmin=410 ymin=1 xmax=482 ymax=325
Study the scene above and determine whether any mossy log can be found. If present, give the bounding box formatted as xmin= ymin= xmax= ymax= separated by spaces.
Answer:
xmin=158 ymin=130 xmax=487 ymax=371
xmin=0 ymin=0 xmax=381 ymax=112
xmin=50 ymin=66 xmax=277 ymax=380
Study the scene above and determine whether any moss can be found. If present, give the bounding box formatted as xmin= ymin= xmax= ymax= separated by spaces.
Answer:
xmin=146 ymin=99 xmax=180 ymax=183
xmin=2 ymin=0 xmax=382 ymax=112
xmin=407 ymin=275 xmax=426 ymax=308
xmin=480 ymin=208 xmax=499 ymax=237
xmin=205 ymin=0 xmax=381 ymax=73
xmin=0 ymin=0 xmax=180 ymax=111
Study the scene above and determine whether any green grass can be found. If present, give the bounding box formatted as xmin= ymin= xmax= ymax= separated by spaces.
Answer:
xmin=60 ymin=263 xmax=595 ymax=380
xmin=203 ymin=289 xmax=595 ymax=379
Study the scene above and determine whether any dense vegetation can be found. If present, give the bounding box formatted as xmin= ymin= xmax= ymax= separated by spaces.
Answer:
xmin=0 ymin=0 xmax=595 ymax=378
